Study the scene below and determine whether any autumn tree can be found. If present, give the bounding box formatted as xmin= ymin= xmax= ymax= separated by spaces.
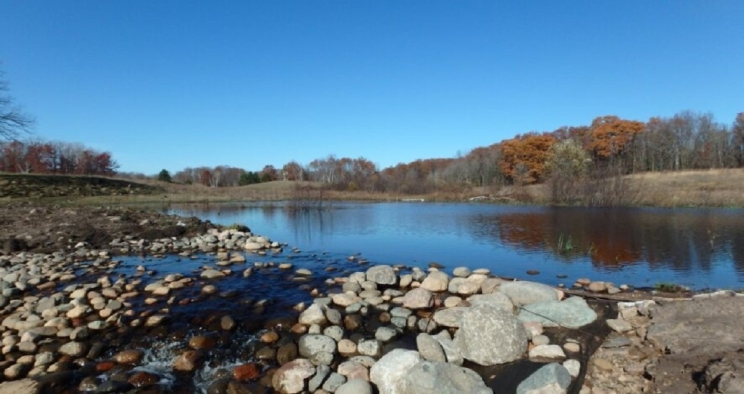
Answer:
xmin=588 ymin=116 xmax=644 ymax=162
xmin=281 ymin=161 xmax=306 ymax=181
xmin=499 ymin=132 xmax=556 ymax=185
xmin=0 ymin=67 xmax=33 ymax=140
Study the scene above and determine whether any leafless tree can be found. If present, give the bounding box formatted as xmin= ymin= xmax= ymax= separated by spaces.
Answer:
xmin=0 ymin=67 xmax=34 ymax=140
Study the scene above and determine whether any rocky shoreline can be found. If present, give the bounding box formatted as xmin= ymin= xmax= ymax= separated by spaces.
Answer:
xmin=0 ymin=204 xmax=741 ymax=394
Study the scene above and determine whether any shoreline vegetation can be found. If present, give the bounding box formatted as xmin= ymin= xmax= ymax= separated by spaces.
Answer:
xmin=3 ymin=168 xmax=744 ymax=208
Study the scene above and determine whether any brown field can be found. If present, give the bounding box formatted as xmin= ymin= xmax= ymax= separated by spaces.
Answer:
xmin=3 ymin=168 xmax=744 ymax=207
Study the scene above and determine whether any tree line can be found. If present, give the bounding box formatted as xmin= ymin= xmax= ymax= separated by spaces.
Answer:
xmin=145 ymin=110 xmax=743 ymax=199
xmin=0 ymin=139 xmax=117 ymax=176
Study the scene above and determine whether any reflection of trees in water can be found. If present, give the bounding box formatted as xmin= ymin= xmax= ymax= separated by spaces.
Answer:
xmin=286 ymin=210 xmax=332 ymax=245
xmin=473 ymin=208 xmax=744 ymax=275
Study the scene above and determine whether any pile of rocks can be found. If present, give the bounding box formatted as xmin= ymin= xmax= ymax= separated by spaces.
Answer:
xmin=267 ymin=264 xmax=603 ymax=394
xmin=0 ymin=224 xmax=646 ymax=394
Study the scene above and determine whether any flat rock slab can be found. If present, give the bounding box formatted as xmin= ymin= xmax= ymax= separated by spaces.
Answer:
xmin=647 ymin=297 xmax=744 ymax=355
xmin=646 ymin=296 xmax=744 ymax=393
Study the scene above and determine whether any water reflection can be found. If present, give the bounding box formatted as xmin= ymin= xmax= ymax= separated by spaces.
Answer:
xmin=486 ymin=208 xmax=744 ymax=275
xmin=165 ymin=203 xmax=744 ymax=289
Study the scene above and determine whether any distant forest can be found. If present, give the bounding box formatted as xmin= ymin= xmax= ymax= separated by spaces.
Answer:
xmin=2 ymin=110 xmax=743 ymax=198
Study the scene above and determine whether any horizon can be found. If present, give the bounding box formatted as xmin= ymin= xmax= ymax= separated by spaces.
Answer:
xmin=1 ymin=1 xmax=742 ymax=175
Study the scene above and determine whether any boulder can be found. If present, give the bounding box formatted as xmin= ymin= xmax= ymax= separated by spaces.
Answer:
xmin=370 ymin=349 xmax=423 ymax=394
xmin=516 ymin=363 xmax=571 ymax=394
xmin=402 ymin=288 xmax=434 ymax=309
xmin=454 ymin=304 xmax=528 ymax=365
xmin=272 ymin=358 xmax=315 ymax=394
xmin=420 ymin=271 xmax=449 ymax=292
xmin=366 ymin=265 xmax=397 ymax=285
xmin=467 ymin=292 xmax=514 ymax=312
xmin=518 ymin=297 xmax=597 ymax=329
xmin=402 ymin=360 xmax=492 ymax=394
xmin=298 ymin=334 xmax=336 ymax=365
xmin=500 ymin=281 xmax=559 ymax=307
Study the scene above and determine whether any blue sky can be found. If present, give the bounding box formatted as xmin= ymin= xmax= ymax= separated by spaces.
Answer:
xmin=1 ymin=1 xmax=742 ymax=175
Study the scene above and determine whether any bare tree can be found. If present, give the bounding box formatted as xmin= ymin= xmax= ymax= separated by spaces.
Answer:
xmin=0 ymin=67 xmax=34 ymax=140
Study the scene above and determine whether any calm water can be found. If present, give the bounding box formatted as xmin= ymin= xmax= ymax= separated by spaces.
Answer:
xmin=165 ymin=202 xmax=744 ymax=291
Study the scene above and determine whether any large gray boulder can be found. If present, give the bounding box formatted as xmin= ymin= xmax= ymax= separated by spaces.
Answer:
xmin=516 ymin=363 xmax=571 ymax=394
xmin=500 ymin=281 xmax=559 ymax=307
xmin=370 ymin=349 xmax=423 ymax=394
xmin=366 ymin=265 xmax=397 ymax=286
xmin=401 ymin=360 xmax=493 ymax=394
xmin=518 ymin=297 xmax=597 ymax=329
xmin=454 ymin=304 xmax=528 ymax=366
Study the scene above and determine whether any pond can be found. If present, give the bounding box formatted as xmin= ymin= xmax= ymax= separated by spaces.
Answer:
xmin=164 ymin=202 xmax=744 ymax=291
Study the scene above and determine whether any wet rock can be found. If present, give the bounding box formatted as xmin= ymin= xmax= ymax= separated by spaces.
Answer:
xmin=189 ymin=335 xmax=217 ymax=350
xmin=272 ymin=358 xmax=315 ymax=394
xmin=128 ymin=371 xmax=160 ymax=388
xmin=403 ymin=360 xmax=492 ymax=394
xmin=516 ymin=363 xmax=571 ymax=394
xmin=370 ymin=349 xmax=423 ymax=394
xmin=221 ymin=315 xmax=236 ymax=331
xmin=113 ymin=349 xmax=144 ymax=365
xmin=454 ymin=303 xmax=528 ymax=366
xmin=277 ymin=342 xmax=298 ymax=365
xmin=234 ymin=363 xmax=260 ymax=381
xmin=173 ymin=350 xmax=203 ymax=372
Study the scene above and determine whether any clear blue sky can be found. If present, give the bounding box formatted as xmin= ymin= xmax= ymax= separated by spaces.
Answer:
xmin=1 ymin=1 xmax=742 ymax=175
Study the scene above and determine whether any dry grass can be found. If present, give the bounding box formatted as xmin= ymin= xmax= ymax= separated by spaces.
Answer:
xmin=7 ymin=168 xmax=744 ymax=208
xmin=628 ymin=168 xmax=744 ymax=207
xmin=522 ymin=168 xmax=744 ymax=207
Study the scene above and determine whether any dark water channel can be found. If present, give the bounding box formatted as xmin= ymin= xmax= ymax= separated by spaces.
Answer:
xmin=166 ymin=202 xmax=744 ymax=291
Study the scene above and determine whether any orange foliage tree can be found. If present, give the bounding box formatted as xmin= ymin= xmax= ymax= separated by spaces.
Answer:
xmin=499 ymin=132 xmax=556 ymax=184
xmin=588 ymin=116 xmax=644 ymax=159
